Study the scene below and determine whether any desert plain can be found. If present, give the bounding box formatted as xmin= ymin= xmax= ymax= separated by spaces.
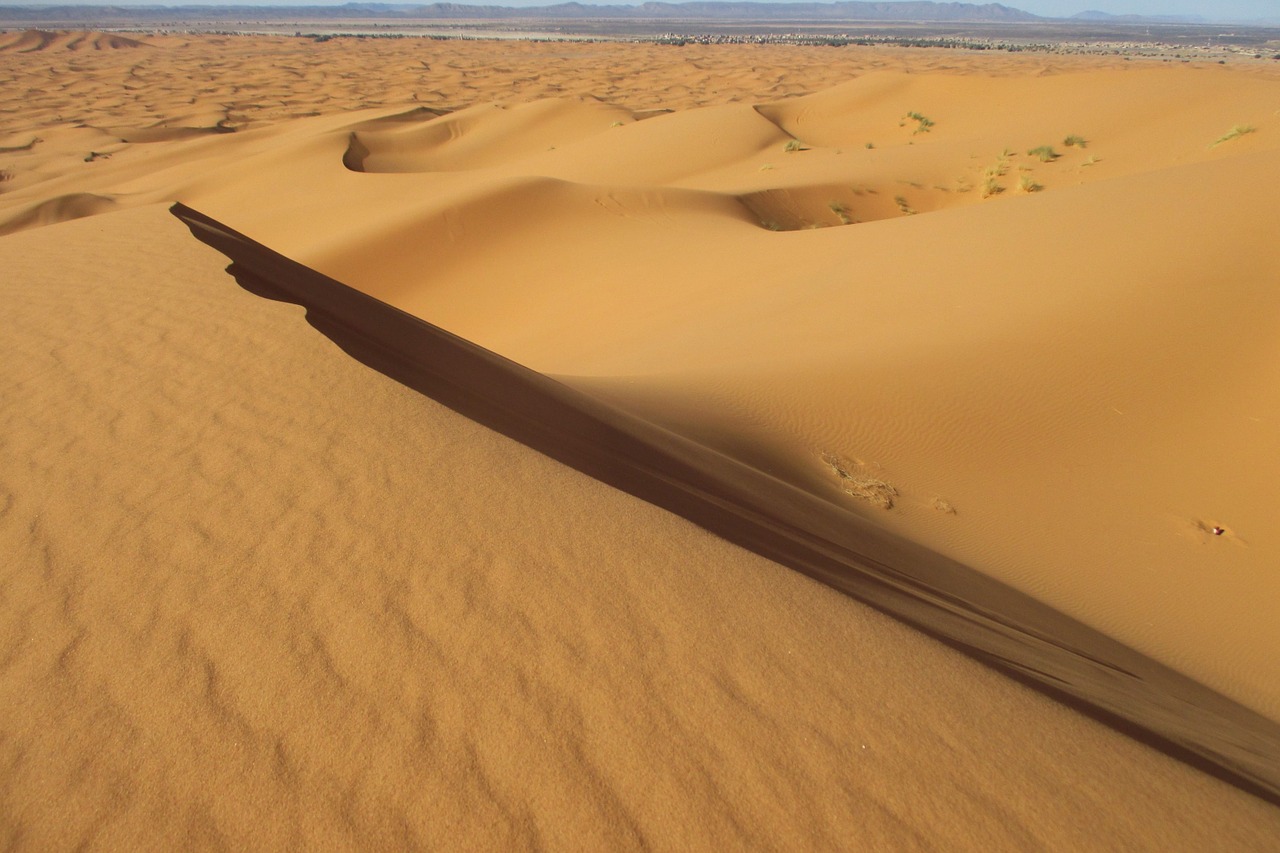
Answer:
xmin=2 ymin=27 xmax=1280 ymax=849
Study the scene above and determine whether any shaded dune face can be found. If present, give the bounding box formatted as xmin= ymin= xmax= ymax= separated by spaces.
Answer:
xmin=344 ymin=99 xmax=634 ymax=172
xmin=0 ymin=191 xmax=119 ymax=236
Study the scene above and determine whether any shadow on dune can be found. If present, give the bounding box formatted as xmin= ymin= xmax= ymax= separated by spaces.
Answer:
xmin=171 ymin=201 xmax=1280 ymax=806
xmin=0 ymin=192 xmax=119 ymax=237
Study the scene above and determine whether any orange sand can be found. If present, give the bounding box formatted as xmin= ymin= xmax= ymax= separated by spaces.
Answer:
xmin=3 ymin=30 xmax=1280 ymax=846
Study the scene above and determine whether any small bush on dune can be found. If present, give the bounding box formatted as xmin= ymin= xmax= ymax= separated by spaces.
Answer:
xmin=784 ymin=139 xmax=806 ymax=152
xmin=1063 ymin=134 xmax=1088 ymax=148
xmin=1028 ymin=145 xmax=1060 ymax=162
xmin=902 ymin=111 xmax=935 ymax=134
xmin=1019 ymin=175 xmax=1043 ymax=193
xmin=1212 ymin=125 xmax=1256 ymax=147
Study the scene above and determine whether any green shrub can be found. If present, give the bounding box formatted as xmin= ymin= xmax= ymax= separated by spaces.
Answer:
xmin=903 ymin=111 xmax=935 ymax=134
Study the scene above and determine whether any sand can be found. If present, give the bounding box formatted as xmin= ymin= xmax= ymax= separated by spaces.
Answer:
xmin=3 ymin=29 xmax=1280 ymax=847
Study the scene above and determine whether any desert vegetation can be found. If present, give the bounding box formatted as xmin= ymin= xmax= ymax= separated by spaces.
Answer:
xmin=1212 ymin=125 xmax=1257 ymax=147
xmin=901 ymin=111 xmax=935 ymax=134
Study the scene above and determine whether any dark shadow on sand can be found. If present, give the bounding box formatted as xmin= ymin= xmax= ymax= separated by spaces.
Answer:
xmin=171 ymin=201 xmax=1280 ymax=806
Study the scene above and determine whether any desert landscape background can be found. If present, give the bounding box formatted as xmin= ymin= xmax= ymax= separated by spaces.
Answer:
xmin=3 ymin=25 xmax=1280 ymax=848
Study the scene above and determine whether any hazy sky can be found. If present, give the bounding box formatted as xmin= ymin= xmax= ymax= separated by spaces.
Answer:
xmin=1012 ymin=0 xmax=1277 ymax=19
xmin=1 ymin=0 xmax=1277 ymax=23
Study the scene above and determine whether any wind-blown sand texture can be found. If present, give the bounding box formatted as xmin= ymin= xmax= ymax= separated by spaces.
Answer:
xmin=3 ymin=30 xmax=1280 ymax=847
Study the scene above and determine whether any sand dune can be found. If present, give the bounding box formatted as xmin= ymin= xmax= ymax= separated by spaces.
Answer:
xmin=121 ymin=61 xmax=1280 ymax=724
xmin=5 ymin=201 xmax=1280 ymax=850
xmin=0 ymin=29 xmax=150 ymax=52
xmin=4 ymin=30 xmax=1280 ymax=845
xmin=174 ymin=198 xmax=1280 ymax=800
xmin=6 ymin=30 xmax=1242 ymax=225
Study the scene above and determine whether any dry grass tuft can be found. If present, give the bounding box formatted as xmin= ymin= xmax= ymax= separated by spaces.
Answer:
xmin=1211 ymin=125 xmax=1256 ymax=147
xmin=1027 ymin=145 xmax=1060 ymax=162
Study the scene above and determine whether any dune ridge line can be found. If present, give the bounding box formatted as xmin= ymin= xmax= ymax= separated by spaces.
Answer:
xmin=171 ymin=200 xmax=1280 ymax=805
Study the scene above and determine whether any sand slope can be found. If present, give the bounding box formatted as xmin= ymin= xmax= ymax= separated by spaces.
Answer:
xmin=96 ymin=62 xmax=1277 ymax=723
xmin=4 ymin=203 xmax=1280 ymax=850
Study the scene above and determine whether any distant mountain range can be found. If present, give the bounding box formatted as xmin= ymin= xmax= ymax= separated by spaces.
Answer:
xmin=0 ymin=1 xmax=1046 ymax=23
xmin=0 ymin=1 xmax=1275 ymax=27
